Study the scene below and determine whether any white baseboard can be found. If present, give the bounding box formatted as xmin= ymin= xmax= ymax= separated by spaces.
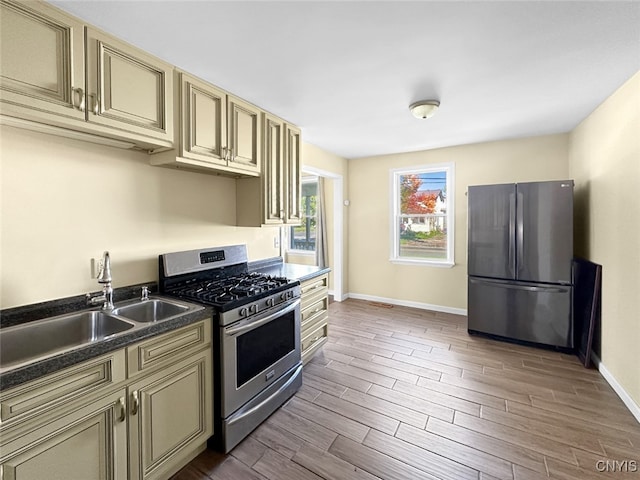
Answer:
xmin=328 ymin=290 xmax=349 ymax=302
xmin=346 ymin=292 xmax=467 ymax=316
xmin=591 ymin=353 xmax=640 ymax=423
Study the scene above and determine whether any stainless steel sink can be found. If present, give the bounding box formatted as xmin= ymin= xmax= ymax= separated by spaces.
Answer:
xmin=0 ymin=311 xmax=135 ymax=371
xmin=112 ymin=299 xmax=189 ymax=323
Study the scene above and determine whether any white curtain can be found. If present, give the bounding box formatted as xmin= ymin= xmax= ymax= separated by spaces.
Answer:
xmin=315 ymin=177 xmax=329 ymax=268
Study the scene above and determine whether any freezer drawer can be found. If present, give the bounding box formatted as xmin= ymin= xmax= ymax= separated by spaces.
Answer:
xmin=468 ymin=277 xmax=573 ymax=348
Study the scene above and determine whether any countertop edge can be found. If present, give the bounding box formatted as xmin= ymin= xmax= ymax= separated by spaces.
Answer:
xmin=0 ymin=303 xmax=213 ymax=391
xmin=249 ymin=259 xmax=331 ymax=283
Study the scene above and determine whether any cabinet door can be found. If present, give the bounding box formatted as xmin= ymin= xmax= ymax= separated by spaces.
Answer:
xmin=0 ymin=0 xmax=85 ymax=120
xmin=85 ymin=27 xmax=173 ymax=144
xmin=179 ymin=72 xmax=227 ymax=167
xmin=262 ymin=112 xmax=285 ymax=225
xmin=128 ymin=350 xmax=212 ymax=480
xmin=0 ymin=389 xmax=127 ymax=480
xmin=284 ymin=124 xmax=302 ymax=224
xmin=227 ymin=95 xmax=261 ymax=176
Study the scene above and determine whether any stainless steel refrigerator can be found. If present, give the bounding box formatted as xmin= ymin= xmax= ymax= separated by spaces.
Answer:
xmin=467 ymin=180 xmax=574 ymax=348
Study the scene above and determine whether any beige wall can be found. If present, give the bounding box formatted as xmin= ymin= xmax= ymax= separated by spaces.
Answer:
xmin=569 ymin=72 xmax=640 ymax=407
xmin=0 ymin=125 xmax=279 ymax=308
xmin=348 ymin=134 xmax=570 ymax=310
xmin=300 ymin=142 xmax=349 ymax=297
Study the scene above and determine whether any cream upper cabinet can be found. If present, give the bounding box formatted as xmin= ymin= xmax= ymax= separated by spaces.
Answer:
xmin=236 ymin=113 xmax=302 ymax=227
xmin=0 ymin=0 xmax=174 ymax=151
xmin=284 ymin=124 xmax=303 ymax=224
xmin=178 ymin=72 xmax=227 ymax=167
xmin=0 ymin=0 xmax=85 ymax=119
xmin=152 ymin=72 xmax=261 ymax=177
xmin=85 ymin=28 xmax=173 ymax=145
xmin=227 ymin=95 xmax=261 ymax=175
xmin=262 ymin=112 xmax=285 ymax=224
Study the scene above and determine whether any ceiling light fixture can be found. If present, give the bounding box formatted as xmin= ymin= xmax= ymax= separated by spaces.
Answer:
xmin=409 ymin=100 xmax=440 ymax=119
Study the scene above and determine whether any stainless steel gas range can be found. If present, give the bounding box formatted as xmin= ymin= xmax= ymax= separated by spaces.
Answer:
xmin=158 ymin=244 xmax=302 ymax=453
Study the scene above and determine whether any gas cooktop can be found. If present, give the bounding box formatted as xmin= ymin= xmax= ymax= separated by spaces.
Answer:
xmin=164 ymin=272 xmax=294 ymax=311
xmin=158 ymin=245 xmax=300 ymax=316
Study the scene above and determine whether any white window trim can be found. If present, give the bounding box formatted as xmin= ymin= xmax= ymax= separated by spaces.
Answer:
xmin=389 ymin=162 xmax=455 ymax=267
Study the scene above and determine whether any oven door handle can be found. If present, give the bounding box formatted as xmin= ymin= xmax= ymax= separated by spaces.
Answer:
xmin=225 ymin=298 xmax=300 ymax=336
xmin=227 ymin=364 xmax=303 ymax=427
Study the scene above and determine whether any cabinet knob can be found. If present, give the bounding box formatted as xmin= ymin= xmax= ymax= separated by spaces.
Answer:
xmin=91 ymin=94 xmax=100 ymax=115
xmin=131 ymin=391 xmax=139 ymax=415
xmin=72 ymin=87 xmax=85 ymax=112
xmin=116 ymin=396 xmax=126 ymax=422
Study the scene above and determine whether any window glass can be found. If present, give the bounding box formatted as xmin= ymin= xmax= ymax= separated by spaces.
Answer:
xmin=390 ymin=164 xmax=454 ymax=266
xmin=290 ymin=178 xmax=318 ymax=252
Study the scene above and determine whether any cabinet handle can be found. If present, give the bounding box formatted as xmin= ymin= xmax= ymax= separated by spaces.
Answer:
xmin=230 ymin=147 xmax=235 ymax=161
xmin=302 ymin=284 xmax=323 ymax=294
xmin=222 ymin=147 xmax=228 ymax=161
xmin=72 ymin=87 xmax=85 ymax=112
xmin=131 ymin=391 xmax=139 ymax=415
xmin=91 ymin=94 xmax=100 ymax=115
xmin=116 ymin=396 xmax=126 ymax=422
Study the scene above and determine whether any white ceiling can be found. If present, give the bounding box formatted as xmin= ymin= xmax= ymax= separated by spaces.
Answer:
xmin=52 ymin=1 xmax=640 ymax=159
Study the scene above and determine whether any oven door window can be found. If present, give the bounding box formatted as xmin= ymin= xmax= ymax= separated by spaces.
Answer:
xmin=236 ymin=309 xmax=295 ymax=388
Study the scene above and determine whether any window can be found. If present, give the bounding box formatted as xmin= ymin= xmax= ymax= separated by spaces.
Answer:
xmin=390 ymin=163 xmax=454 ymax=266
xmin=289 ymin=177 xmax=318 ymax=252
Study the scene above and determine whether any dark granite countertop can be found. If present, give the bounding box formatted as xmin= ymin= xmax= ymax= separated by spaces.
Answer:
xmin=249 ymin=257 xmax=331 ymax=283
xmin=0 ymin=284 xmax=213 ymax=391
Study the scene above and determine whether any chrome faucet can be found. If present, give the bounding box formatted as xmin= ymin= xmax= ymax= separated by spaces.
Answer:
xmin=87 ymin=251 xmax=114 ymax=310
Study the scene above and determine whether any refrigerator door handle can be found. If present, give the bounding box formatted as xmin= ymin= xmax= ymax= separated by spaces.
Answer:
xmin=516 ymin=191 xmax=524 ymax=274
xmin=469 ymin=277 xmax=568 ymax=293
xmin=509 ymin=193 xmax=516 ymax=277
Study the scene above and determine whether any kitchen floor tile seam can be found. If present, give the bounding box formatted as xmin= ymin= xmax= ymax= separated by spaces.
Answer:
xmin=424 ymin=415 xmax=549 ymax=475
xmin=180 ymin=299 xmax=633 ymax=480
xmin=362 ymin=427 xmax=481 ymax=480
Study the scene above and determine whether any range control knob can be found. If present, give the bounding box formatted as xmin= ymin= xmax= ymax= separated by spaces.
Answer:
xmin=287 ymin=291 xmax=294 ymax=299
xmin=239 ymin=307 xmax=248 ymax=317
xmin=266 ymin=298 xmax=275 ymax=308
xmin=280 ymin=292 xmax=286 ymax=301
xmin=249 ymin=304 xmax=258 ymax=314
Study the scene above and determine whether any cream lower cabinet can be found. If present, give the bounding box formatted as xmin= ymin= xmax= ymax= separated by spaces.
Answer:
xmin=300 ymin=274 xmax=329 ymax=364
xmin=0 ymin=320 xmax=213 ymax=480
xmin=0 ymin=388 xmax=128 ymax=480
xmin=0 ymin=0 xmax=174 ymax=151
xmin=128 ymin=349 xmax=211 ymax=480
xmin=0 ymin=350 xmax=128 ymax=480
xmin=236 ymin=113 xmax=302 ymax=226
xmin=151 ymin=71 xmax=260 ymax=177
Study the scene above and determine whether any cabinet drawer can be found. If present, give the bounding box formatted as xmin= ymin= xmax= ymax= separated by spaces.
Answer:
xmin=301 ymin=311 xmax=328 ymax=340
xmin=0 ymin=350 xmax=126 ymax=427
xmin=300 ymin=276 xmax=328 ymax=307
xmin=301 ymin=296 xmax=328 ymax=328
xmin=301 ymin=323 xmax=328 ymax=364
xmin=127 ymin=320 xmax=211 ymax=378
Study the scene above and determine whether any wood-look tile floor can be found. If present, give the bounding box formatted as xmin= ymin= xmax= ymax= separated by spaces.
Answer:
xmin=172 ymin=299 xmax=640 ymax=480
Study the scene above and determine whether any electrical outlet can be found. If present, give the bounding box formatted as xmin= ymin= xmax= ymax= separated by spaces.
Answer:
xmin=90 ymin=258 xmax=101 ymax=279
xmin=274 ymin=236 xmax=280 ymax=248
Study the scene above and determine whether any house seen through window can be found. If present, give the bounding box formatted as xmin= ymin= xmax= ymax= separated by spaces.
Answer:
xmin=390 ymin=163 xmax=455 ymax=266
xmin=290 ymin=177 xmax=318 ymax=252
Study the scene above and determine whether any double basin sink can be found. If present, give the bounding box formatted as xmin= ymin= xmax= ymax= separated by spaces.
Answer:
xmin=0 ymin=298 xmax=202 ymax=373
